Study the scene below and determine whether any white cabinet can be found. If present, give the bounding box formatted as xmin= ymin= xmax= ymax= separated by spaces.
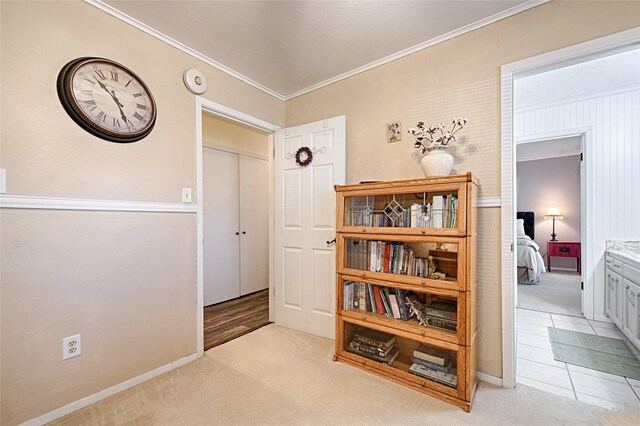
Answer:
xmin=605 ymin=252 xmax=640 ymax=351
xmin=203 ymin=148 xmax=269 ymax=306
xmin=622 ymin=278 xmax=638 ymax=342
xmin=605 ymin=268 xmax=623 ymax=328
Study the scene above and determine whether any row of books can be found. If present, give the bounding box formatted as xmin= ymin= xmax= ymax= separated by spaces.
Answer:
xmin=345 ymin=194 xmax=458 ymax=229
xmin=343 ymin=281 xmax=458 ymax=333
xmin=346 ymin=240 xmax=456 ymax=278
xmin=409 ymin=344 xmax=457 ymax=388
xmin=344 ymin=281 xmax=412 ymax=320
xmin=346 ymin=328 xmax=400 ymax=365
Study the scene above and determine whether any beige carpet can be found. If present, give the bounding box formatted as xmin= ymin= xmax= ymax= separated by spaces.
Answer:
xmin=51 ymin=324 xmax=639 ymax=425
xmin=518 ymin=271 xmax=582 ymax=316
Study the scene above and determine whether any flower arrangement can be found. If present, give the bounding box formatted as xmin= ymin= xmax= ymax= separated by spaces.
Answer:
xmin=408 ymin=117 xmax=468 ymax=154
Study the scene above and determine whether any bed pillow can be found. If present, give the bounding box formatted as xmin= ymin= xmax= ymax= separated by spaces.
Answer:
xmin=516 ymin=218 xmax=527 ymax=237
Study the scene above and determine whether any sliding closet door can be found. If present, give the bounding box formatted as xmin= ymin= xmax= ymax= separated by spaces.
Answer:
xmin=239 ymin=155 xmax=269 ymax=295
xmin=203 ymin=148 xmax=240 ymax=306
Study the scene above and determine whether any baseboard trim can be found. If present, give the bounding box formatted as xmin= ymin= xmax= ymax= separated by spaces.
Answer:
xmin=547 ymin=266 xmax=580 ymax=272
xmin=23 ymin=353 xmax=198 ymax=426
xmin=476 ymin=372 xmax=503 ymax=387
xmin=0 ymin=195 xmax=197 ymax=213
xmin=593 ymin=314 xmax=611 ymax=323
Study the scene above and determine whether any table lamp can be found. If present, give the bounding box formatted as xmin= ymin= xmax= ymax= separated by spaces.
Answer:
xmin=544 ymin=207 xmax=563 ymax=241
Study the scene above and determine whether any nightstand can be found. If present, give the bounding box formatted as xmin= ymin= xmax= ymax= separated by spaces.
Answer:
xmin=548 ymin=241 xmax=581 ymax=273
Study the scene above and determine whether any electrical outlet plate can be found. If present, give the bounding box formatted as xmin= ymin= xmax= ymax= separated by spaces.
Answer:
xmin=63 ymin=334 xmax=81 ymax=360
xmin=182 ymin=187 xmax=192 ymax=203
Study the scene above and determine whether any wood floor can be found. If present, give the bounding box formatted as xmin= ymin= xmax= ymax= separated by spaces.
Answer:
xmin=203 ymin=289 xmax=270 ymax=351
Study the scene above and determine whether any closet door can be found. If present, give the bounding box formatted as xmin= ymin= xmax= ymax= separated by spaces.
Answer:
xmin=239 ymin=155 xmax=269 ymax=295
xmin=203 ymin=148 xmax=241 ymax=306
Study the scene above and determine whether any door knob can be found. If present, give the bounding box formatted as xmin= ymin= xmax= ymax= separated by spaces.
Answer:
xmin=327 ymin=238 xmax=336 ymax=246
xmin=242 ymin=231 xmax=246 ymax=234
xmin=235 ymin=232 xmax=239 ymax=235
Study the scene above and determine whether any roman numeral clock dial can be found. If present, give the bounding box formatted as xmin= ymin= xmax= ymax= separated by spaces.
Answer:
xmin=57 ymin=57 xmax=157 ymax=143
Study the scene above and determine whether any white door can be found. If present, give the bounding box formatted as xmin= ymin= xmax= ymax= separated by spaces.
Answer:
xmin=203 ymin=148 xmax=240 ymax=306
xmin=239 ymin=155 xmax=269 ymax=295
xmin=274 ymin=116 xmax=346 ymax=339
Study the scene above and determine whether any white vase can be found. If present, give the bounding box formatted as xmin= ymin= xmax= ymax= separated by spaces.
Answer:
xmin=420 ymin=150 xmax=454 ymax=177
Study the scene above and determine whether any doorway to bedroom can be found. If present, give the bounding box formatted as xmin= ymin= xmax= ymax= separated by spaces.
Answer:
xmin=516 ymin=137 xmax=583 ymax=317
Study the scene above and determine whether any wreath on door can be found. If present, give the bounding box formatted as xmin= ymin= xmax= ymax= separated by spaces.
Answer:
xmin=295 ymin=146 xmax=313 ymax=167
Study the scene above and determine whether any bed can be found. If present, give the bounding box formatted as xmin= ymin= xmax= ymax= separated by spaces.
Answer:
xmin=517 ymin=211 xmax=546 ymax=284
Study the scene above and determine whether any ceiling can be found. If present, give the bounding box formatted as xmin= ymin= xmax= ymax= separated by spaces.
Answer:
xmin=514 ymin=47 xmax=640 ymax=110
xmin=516 ymin=136 xmax=582 ymax=163
xmin=98 ymin=0 xmax=542 ymax=99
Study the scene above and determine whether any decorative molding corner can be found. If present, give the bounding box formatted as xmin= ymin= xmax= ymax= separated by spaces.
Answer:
xmin=83 ymin=0 xmax=285 ymax=101
xmin=83 ymin=0 xmax=548 ymax=102
xmin=23 ymin=353 xmax=198 ymax=426
xmin=476 ymin=372 xmax=503 ymax=387
xmin=0 ymin=195 xmax=197 ymax=213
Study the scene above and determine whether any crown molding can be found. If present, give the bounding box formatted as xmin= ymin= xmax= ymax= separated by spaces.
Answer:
xmin=285 ymin=0 xmax=549 ymax=100
xmin=83 ymin=0 xmax=286 ymax=101
xmin=85 ymin=0 xmax=548 ymax=101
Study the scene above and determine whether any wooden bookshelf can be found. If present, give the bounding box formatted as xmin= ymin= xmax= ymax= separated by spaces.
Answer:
xmin=333 ymin=173 xmax=478 ymax=412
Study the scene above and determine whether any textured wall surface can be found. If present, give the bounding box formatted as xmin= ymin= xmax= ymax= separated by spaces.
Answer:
xmin=285 ymin=0 xmax=640 ymax=377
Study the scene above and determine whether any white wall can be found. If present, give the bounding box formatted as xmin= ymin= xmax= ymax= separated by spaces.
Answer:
xmin=514 ymin=78 xmax=640 ymax=319
xmin=517 ymin=155 xmax=582 ymax=270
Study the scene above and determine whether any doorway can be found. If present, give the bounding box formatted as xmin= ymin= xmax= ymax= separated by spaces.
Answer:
xmin=195 ymin=98 xmax=281 ymax=356
xmin=501 ymin=28 xmax=640 ymax=402
xmin=515 ymin=136 xmax=584 ymax=317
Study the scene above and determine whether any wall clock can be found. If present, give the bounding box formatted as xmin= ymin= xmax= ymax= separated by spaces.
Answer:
xmin=57 ymin=57 xmax=157 ymax=143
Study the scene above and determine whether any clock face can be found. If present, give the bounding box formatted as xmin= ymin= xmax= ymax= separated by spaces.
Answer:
xmin=57 ymin=58 xmax=157 ymax=143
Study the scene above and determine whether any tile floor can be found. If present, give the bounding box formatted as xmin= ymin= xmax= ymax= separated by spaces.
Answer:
xmin=516 ymin=307 xmax=640 ymax=411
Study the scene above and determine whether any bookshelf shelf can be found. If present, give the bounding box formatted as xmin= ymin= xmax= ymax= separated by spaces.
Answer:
xmin=334 ymin=173 xmax=478 ymax=412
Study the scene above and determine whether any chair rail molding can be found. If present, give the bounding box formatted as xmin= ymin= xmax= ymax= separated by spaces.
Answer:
xmin=0 ymin=195 xmax=197 ymax=213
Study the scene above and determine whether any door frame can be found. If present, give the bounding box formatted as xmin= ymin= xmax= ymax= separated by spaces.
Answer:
xmin=500 ymin=26 xmax=640 ymax=388
xmin=514 ymin=130 xmax=588 ymax=315
xmin=195 ymin=97 xmax=281 ymax=356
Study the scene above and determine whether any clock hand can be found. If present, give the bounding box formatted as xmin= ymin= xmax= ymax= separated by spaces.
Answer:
xmin=93 ymin=77 xmax=130 ymax=130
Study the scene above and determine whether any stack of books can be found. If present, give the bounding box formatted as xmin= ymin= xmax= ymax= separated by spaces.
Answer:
xmin=424 ymin=301 xmax=458 ymax=333
xmin=347 ymin=328 xmax=400 ymax=365
xmin=409 ymin=344 xmax=457 ymax=388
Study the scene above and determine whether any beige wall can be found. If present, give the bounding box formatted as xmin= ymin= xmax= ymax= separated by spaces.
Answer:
xmin=285 ymin=1 xmax=640 ymax=376
xmin=202 ymin=113 xmax=270 ymax=158
xmin=0 ymin=1 xmax=282 ymax=424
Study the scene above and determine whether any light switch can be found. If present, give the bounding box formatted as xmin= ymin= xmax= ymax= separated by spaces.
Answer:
xmin=0 ymin=169 xmax=6 ymax=194
xmin=182 ymin=188 xmax=192 ymax=203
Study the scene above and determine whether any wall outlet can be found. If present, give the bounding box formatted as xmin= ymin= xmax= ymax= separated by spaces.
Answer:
xmin=62 ymin=334 xmax=82 ymax=360
xmin=181 ymin=187 xmax=192 ymax=203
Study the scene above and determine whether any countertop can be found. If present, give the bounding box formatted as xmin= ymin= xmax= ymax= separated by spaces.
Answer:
xmin=607 ymin=248 xmax=640 ymax=270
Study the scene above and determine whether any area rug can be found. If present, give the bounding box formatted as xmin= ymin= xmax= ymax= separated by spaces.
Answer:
xmin=548 ymin=327 xmax=640 ymax=380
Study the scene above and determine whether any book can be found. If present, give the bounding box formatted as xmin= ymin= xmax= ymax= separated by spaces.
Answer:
xmin=425 ymin=316 xmax=457 ymax=333
xmin=409 ymin=363 xmax=457 ymax=388
xmin=353 ymin=328 xmax=396 ymax=349
xmin=372 ymin=286 xmax=386 ymax=316
xmin=424 ymin=301 xmax=457 ymax=321
xmin=358 ymin=283 xmax=367 ymax=311
xmin=432 ymin=195 xmax=444 ymax=228
xmin=388 ymin=293 xmax=401 ymax=319
xmin=352 ymin=283 xmax=359 ymax=310
xmin=380 ymin=287 xmax=392 ymax=316
xmin=395 ymin=289 xmax=410 ymax=320
xmin=411 ymin=356 xmax=453 ymax=373
xmin=367 ymin=283 xmax=377 ymax=314
xmin=349 ymin=340 xmax=394 ymax=357
xmin=347 ymin=346 xmax=400 ymax=365
xmin=413 ymin=344 xmax=450 ymax=366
